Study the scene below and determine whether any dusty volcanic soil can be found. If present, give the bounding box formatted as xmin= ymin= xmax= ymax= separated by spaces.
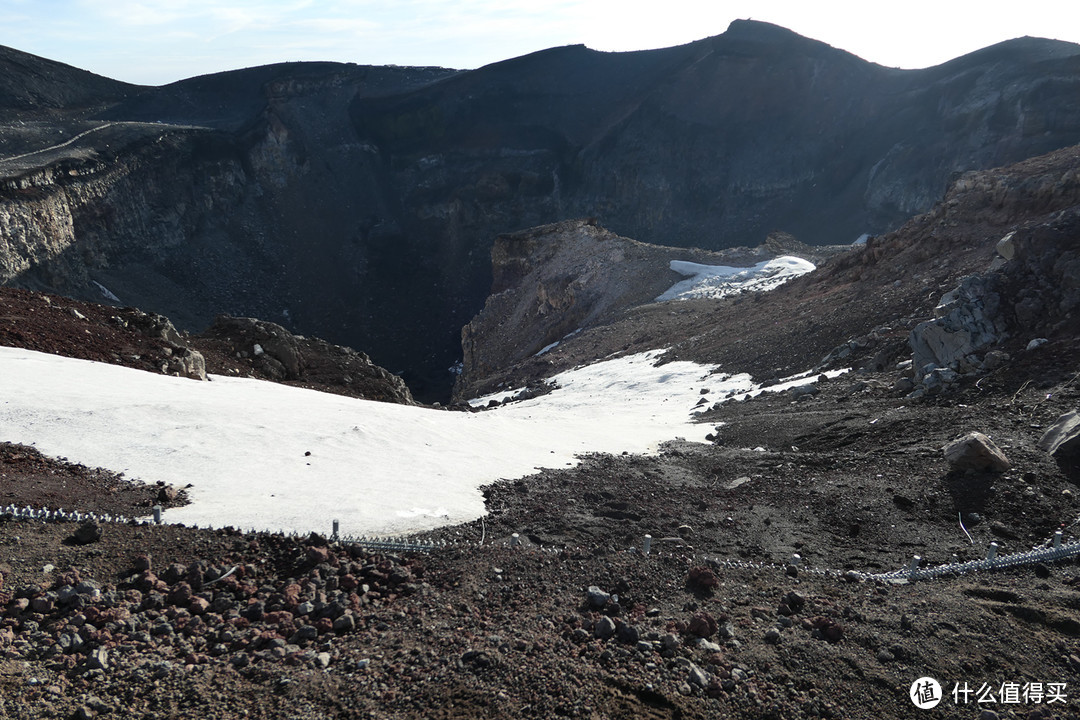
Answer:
xmin=0 ymin=443 xmax=187 ymax=519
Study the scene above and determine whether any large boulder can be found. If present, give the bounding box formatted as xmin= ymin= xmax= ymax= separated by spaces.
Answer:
xmin=203 ymin=316 xmax=304 ymax=380
xmin=165 ymin=345 xmax=207 ymax=381
xmin=1038 ymin=411 xmax=1080 ymax=459
xmin=909 ymin=276 xmax=1006 ymax=379
xmin=943 ymin=432 xmax=1011 ymax=472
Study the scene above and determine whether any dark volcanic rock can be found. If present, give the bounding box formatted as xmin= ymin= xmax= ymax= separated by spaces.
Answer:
xmin=454 ymin=219 xmax=833 ymax=399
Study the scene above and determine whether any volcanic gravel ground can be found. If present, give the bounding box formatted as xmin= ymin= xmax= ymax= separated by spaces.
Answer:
xmin=1 ymin=362 xmax=1079 ymax=718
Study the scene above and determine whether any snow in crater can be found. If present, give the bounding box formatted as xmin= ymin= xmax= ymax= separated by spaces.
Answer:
xmin=0 ymin=347 xmax=764 ymax=537
xmin=657 ymin=255 xmax=816 ymax=301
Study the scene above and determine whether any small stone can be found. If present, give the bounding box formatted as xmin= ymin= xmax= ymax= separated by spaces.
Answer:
xmin=687 ymin=662 xmax=710 ymax=687
xmin=167 ymin=582 xmax=193 ymax=606
xmin=696 ymin=638 xmax=722 ymax=652
xmin=71 ymin=521 xmax=102 ymax=545
xmin=289 ymin=625 xmax=318 ymax=644
xmin=333 ymin=614 xmax=356 ymax=633
xmin=594 ymin=616 xmax=616 ymax=640
xmin=570 ymin=628 xmax=590 ymax=643
xmin=461 ymin=649 xmax=500 ymax=668
xmin=764 ymin=628 xmax=781 ymax=644
xmin=1034 ymin=563 xmax=1051 ymax=579
xmin=686 ymin=613 xmax=718 ymax=638
xmin=783 ymin=591 xmax=806 ymax=613
xmin=979 ymin=710 xmax=1000 ymax=720
xmin=660 ymin=633 xmax=680 ymax=651
xmin=315 ymin=651 xmax=331 ymax=669
xmin=30 ymin=596 xmax=54 ymax=614
xmin=616 ymin=623 xmax=639 ymax=645
xmin=789 ymin=384 xmax=819 ymax=399
xmin=636 ymin=640 xmax=654 ymax=654
xmin=586 ymin=586 xmax=610 ymax=609
xmin=876 ymin=649 xmax=894 ymax=662
xmin=306 ymin=547 xmax=330 ymax=565
xmin=87 ymin=647 xmax=109 ymax=671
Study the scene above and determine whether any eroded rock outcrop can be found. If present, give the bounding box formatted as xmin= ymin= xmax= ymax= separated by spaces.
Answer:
xmin=454 ymin=220 xmax=831 ymax=401
xmin=909 ymin=275 xmax=1008 ymax=380
xmin=197 ymin=315 xmax=414 ymax=405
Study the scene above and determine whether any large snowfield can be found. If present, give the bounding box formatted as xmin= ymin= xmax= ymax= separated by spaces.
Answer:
xmin=0 ymin=346 xmax=762 ymax=537
xmin=0 ymin=257 xmax=831 ymax=537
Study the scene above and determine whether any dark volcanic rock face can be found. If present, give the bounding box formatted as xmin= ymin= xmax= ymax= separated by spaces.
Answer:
xmin=1 ymin=22 xmax=1080 ymax=400
xmin=453 ymin=219 xmax=846 ymax=400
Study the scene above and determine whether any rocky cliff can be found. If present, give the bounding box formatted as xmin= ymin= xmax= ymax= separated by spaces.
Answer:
xmin=454 ymin=219 xmax=846 ymax=399
xmin=0 ymin=55 xmax=457 ymax=396
xmin=1 ymin=22 xmax=1080 ymax=400
xmin=456 ymin=144 xmax=1080 ymax=403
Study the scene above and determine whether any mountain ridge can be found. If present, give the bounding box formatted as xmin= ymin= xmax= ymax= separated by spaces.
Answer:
xmin=2 ymin=21 xmax=1080 ymax=400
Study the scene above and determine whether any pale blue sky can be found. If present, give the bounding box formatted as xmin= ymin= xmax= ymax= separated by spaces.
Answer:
xmin=3 ymin=0 xmax=1079 ymax=86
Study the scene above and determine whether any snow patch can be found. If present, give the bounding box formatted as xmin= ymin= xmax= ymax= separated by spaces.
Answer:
xmin=657 ymin=256 xmax=816 ymax=301
xmin=92 ymin=281 xmax=121 ymax=303
xmin=1 ymin=347 xmax=747 ymax=537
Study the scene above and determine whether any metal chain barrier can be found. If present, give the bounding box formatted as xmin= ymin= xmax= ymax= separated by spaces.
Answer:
xmin=4 ymin=504 xmax=1080 ymax=581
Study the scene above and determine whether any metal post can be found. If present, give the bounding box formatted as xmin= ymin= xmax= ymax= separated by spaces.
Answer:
xmin=643 ymin=534 xmax=652 ymax=555
xmin=908 ymin=555 xmax=921 ymax=575
xmin=510 ymin=533 xmax=521 ymax=547
xmin=152 ymin=505 xmax=162 ymax=524
xmin=1054 ymin=531 xmax=1063 ymax=550
xmin=332 ymin=519 xmax=340 ymax=540
xmin=986 ymin=542 xmax=998 ymax=561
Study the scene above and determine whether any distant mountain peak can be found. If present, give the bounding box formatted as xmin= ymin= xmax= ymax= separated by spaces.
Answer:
xmin=724 ymin=18 xmax=806 ymax=41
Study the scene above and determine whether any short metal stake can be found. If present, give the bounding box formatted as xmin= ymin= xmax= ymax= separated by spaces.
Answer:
xmin=152 ymin=505 xmax=162 ymax=524
xmin=986 ymin=542 xmax=999 ymax=561
xmin=643 ymin=534 xmax=652 ymax=555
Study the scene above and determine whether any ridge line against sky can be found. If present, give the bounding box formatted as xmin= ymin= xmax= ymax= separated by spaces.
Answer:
xmin=2 ymin=1 xmax=1079 ymax=86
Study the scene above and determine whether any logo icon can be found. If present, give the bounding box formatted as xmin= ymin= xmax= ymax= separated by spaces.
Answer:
xmin=910 ymin=677 xmax=943 ymax=709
